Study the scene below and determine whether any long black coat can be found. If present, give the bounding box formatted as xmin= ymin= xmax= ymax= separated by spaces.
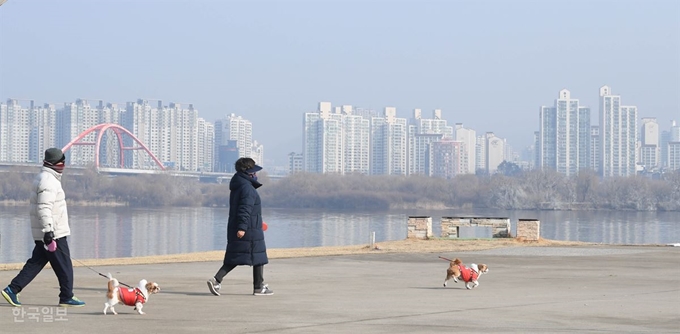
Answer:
xmin=224 ymin=172 xmax=268 ymax=266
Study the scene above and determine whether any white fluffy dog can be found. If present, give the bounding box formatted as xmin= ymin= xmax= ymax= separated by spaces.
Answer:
xmin=103 ymin=273 xmax=160 ymax=315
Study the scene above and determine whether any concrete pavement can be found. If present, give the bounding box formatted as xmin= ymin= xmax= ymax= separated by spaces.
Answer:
xmin=1 ymin=245 xmax=679 ymax=333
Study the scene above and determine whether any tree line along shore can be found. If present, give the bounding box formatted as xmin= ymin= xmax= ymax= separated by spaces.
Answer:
xmin=0 ymin=167 xmax=679 ymax=211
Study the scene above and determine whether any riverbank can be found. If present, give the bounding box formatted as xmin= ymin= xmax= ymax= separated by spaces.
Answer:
xmin=1 ymin=237 xmax=596 ymax=271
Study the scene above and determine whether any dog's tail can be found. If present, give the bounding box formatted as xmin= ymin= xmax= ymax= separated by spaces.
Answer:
xmin=452 ymin=258 xmax=463 ymax=266
xmin=106 ymin=273 xmax=119 ymax=299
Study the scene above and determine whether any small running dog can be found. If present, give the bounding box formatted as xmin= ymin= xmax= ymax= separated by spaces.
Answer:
xmin=103 ymin=273 xmax=160 ymax=315
xmin=443 ymin=258 xmax=489 ymax=289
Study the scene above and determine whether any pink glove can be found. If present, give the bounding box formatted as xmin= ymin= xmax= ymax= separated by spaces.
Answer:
xmin=44 ymin=240 xmax=57 ymax=252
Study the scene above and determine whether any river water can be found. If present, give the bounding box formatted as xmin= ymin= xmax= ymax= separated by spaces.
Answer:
xmin=1 ymin=206 xmax=678 ymax=263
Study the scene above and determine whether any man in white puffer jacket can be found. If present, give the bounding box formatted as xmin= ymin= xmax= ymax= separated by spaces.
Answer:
xmin=1 ymin=148 xmax=86 ymax=308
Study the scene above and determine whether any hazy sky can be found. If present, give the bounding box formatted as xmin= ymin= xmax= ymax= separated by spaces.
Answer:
xmin=1 ymin=0 xmax=678 ymax=165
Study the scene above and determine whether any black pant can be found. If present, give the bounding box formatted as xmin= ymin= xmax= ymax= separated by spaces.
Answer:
xmin=9 ymin=238 xmax=74 ymax=303
xmin=215 ymin=263 xmax=264 ymax=290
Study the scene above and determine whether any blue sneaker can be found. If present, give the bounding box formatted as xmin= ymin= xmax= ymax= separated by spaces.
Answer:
xmin=59 ymin=296 xmax=85 ymax=307
xmin=2 ymin=286 xmax=21 ymax=307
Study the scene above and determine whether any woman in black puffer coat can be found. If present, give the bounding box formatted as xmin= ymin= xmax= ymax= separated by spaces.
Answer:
xmin=207 ymin=157 xmax=273 ymax=296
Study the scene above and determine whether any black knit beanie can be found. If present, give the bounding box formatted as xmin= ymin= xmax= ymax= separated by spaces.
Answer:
xmin=44 ymin=148 xmax=65 ymax=164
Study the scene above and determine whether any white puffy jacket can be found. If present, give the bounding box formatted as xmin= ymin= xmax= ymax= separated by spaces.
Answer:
xmin=30 ymin=167 xmax=70 ymax=241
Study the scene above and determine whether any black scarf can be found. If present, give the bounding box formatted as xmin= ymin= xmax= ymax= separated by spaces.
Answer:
xmin=43 ymin=161 xmax=64 ymax=174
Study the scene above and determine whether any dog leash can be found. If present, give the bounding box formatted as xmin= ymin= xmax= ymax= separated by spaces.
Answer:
xmin=52 ymin=243 xmax=135 ymax=289
xmin=438 ymin=256 xmax=454 ymax=262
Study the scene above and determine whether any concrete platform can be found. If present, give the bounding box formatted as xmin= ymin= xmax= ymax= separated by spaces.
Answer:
xmin=1 ymin=245 xmax=679 ymax=333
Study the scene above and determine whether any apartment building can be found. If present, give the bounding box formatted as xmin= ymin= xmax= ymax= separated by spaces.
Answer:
xmin=639 ymin=117 xmax=660 ymax=171
xmin=454 ymin=123 xmax=476 ymax=174
xmin=599 ymin=85 xmax=638 ymax=177
xmin=371 ymin=107 xmax=407 ymax=175
xmin=538 ymin=89 xmax=591 ymax=176
xmin=407 ymin=108 xmax=453 ymax=175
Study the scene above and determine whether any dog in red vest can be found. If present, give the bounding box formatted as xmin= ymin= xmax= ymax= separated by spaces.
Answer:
xmin=104 ymin=273 xmax=160 ymax=315
xmin=443 ymin=258 xmax=489 ymax=289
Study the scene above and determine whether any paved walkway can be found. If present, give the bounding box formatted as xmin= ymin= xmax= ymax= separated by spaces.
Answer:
xmin=1 ymin=245 xmax=679 ymax=333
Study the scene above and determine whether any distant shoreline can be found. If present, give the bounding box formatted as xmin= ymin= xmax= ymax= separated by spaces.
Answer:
xmin=2 ymin=200 xmax=677 ymax=212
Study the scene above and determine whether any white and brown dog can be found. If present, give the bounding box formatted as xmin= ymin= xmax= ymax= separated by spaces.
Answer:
xmin=443 ymin=258 xmax=489 ymax=289
xmin=103 ymin=273 xmax=160 ymax=315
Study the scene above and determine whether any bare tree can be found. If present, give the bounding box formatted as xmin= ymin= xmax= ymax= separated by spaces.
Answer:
xmin=574 ymin=169 xmax=599 ymax=203
xmin=486 ymin=175 xmax=528 ymax=209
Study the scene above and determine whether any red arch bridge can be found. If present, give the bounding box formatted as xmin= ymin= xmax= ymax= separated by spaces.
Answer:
xmin=62 ymin=123 xmax=166 ymax=171
xmin=59 ymin=123 xmax=244 ymax=181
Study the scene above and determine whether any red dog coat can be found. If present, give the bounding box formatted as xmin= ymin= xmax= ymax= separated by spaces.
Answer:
xmin=458 ymin=265 xmax=479 ymax=283
xmin=118 ymin=287 xmax=146 ymax=306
